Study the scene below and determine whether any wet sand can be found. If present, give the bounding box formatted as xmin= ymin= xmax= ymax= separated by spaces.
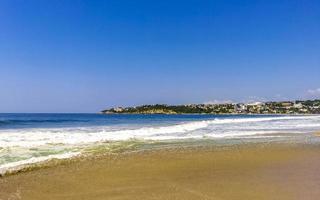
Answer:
xmin=1 ymin=144 xmax=320 ymax=200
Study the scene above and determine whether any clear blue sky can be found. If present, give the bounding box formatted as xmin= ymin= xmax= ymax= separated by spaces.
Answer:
xmin=0 ymin=0 xmax=319 ymax=113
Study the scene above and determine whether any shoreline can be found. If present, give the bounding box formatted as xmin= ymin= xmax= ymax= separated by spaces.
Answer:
xmin=0 ymin=137 xmax=312 ymax=177
xmin=0 ymin=140 xmax=271 ymax=177
xmin=1 ymin=132 xmax=319 ymax=177
xmin=1 ymin=142 xmax=320 ymax=199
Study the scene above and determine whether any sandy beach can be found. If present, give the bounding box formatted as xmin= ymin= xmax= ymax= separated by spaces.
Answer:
xmin=2 ymin=0 xmax=320 ymax=198
xmin=1 ymin=143 xmax=320 ymax=200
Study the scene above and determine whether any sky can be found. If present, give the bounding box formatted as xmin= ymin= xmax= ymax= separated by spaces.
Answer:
xmin=0 ymin=0 xmax=319 ymax=113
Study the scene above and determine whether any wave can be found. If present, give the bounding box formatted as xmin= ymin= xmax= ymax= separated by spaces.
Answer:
xmin=1 ymin=115 xmax=319 ymax=148
xmin=0 ymin=121 xmax=209 ymax=148
xmin=1 ymin=115 xmax=320 ymax=175
xmin=0 ymin=152 xmax=80 ymax=175
xmin=207 ymin=115 xmax=320 ymax=124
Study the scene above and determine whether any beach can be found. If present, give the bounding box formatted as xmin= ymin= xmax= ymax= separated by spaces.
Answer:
xmin=1 ymin=143 xmax=320 ymax=200
xmin=2 ymin=0 xmax=320 ymax=198
xmin=1 ymin=114 xmax=320 ymax=199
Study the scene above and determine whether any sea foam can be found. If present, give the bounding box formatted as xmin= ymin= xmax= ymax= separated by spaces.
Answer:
xmin=1 ymin=115 xmax=320 ymax=175
xmin=0 ymin=115 xmax=319 ymax=148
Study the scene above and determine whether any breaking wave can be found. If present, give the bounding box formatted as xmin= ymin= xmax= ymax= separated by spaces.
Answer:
xmin=1 ymin=114 xmax=320 ymax=175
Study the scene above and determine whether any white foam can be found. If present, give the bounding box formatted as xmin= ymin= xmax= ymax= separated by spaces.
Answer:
xmin=0 ymin=152 xmax=80 ymax=175
xmin=0 ymin=121 xmax=209 ymax=148
xmin=1 ymin=115 xmax=320 ymax=175
xmin=0 ymin=115 xmax=319 ymax=148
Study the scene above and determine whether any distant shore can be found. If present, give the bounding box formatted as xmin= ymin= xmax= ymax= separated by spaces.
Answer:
xmin=102 ymin=99 xmax=320 ymax=115
xmin=101 ymin=112 xmax=320 ymax=116
xmin=1 ymin=142 xmax=320 ymax=200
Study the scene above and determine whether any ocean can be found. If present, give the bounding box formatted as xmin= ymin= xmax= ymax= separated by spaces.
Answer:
xmin=1 ymin=113 xmax=320 ymax=174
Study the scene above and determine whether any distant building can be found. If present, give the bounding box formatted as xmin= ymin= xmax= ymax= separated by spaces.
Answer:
xmin=247 ymin=102 xmax=264 ymax=106
xmin=114 ymin=107 xmax=124 ymax=112
xmin=293 ymin=103 xmax=303 ymax=109
xmin=281 ymin=102 xmax=294 ymax=107
xmin=235 ymin=103 xmax=247 ymax=112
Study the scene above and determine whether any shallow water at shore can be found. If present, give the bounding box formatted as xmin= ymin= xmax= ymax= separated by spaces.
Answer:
xmin=1 ymin=114 xmax=320 ymax=175
xmin=1 ymin=143 xmax=320 ymax=200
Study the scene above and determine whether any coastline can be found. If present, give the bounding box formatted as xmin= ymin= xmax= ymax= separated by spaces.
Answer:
xmin=100 ymin=112 xmax=320 ymax=116
xmin=101 ymin=100 xmax=320 ymax=115
xmin=1 ymin=142 xmax=320 ymax=200
xmin=0 ymin=134 xmax=315 ymax=178
xmin=2 ymin=114 xmax=320 ymax=179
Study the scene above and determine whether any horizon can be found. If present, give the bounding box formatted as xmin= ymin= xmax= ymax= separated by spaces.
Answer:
xmin=1 ymin=0 xmax=320 ymax=113
xmin=1 ymin=98 xmax=318 ymax=114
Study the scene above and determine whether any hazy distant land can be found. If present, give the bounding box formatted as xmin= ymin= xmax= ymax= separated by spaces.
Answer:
xmin=102 ymin=99 xmax=320 ymax=114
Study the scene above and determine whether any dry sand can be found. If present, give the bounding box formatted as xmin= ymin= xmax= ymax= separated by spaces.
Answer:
xmin=1 ymin=144 xmax=320 ymax=200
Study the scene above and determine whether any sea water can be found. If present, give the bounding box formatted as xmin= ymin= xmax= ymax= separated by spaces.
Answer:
xmin=1 ymin=113 xmax=320 ymax=174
